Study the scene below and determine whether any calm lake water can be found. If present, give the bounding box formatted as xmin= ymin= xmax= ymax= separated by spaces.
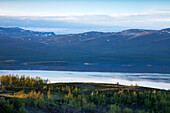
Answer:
xmin=0 ymin=70 xmax=170 ymax=90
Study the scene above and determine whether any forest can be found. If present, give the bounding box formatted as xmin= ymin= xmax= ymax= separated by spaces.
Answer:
xmin=0 ymin=74 xmax=170 ymax=113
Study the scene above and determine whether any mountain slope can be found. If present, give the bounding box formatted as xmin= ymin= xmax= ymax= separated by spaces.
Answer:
xmin=0 ymin=27 xmax=169 ymax=72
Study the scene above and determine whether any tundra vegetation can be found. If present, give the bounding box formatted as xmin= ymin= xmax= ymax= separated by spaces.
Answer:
xmin=0 ymin=74 xmax=170 ymax=113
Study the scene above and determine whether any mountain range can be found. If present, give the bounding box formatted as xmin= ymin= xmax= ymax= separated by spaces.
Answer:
xmin=0 ymin=27 xmax=170 ymax=73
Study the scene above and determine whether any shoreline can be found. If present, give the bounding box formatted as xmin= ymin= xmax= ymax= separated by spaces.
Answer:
xmin=0 ymin=70 xmax=169 ymax=90
xmin=1 ymin=69 xmax=170 ymax=74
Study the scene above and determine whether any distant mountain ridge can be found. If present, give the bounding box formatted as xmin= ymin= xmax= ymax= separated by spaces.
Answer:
xmin=0 ymin=27 xmax=170 ymax=72
xmin=0 ymin=27 xmax=56 ymax=38
xmin=0 ymin=26 xmax=169 ymax=48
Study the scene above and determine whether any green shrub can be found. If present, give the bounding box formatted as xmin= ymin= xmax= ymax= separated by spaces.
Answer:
xmin=19 ymin=107 xmax=28 ymax=113
xmin=0 ymin=98 xmax=14 ymax=113
xmin=108 ymin=104 xmax=121 ymax=113
xmin=123 ymin=108 xmax=133 ymax=113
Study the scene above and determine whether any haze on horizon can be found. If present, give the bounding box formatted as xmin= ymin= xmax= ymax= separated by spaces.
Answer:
xmin=0 ymin=0 xmax=170 ymax=34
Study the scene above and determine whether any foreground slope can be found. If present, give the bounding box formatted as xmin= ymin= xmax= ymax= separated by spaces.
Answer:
xmin=0 ymin=74 xmax=169 ymax=113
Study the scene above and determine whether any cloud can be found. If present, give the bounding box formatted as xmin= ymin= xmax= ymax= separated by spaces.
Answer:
xmin=152 ymin=9 xmax=170 ymax=12
xmin=20 ymin=27 xmax=94 ymax=34
xmin=0 ymin=9 xmax=170 ymax=33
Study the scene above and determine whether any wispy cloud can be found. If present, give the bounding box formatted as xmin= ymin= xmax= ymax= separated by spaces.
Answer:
xmin=0 ymin=9 xmax=170 ymax=33
xmin=21 ymin=27 xmax=94 ymax=34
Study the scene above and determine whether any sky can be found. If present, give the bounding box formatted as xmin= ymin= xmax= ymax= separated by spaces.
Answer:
xmin=0 ymin=0 xmax=170 ymax=34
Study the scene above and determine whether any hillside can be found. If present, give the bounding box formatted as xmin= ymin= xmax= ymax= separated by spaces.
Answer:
xmin=0 ymin=27 xmax=170 ymax=73
xmin=0 ymin=74 xmax=169 ymax=113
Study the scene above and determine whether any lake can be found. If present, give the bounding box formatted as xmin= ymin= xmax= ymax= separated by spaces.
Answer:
xmin=0 ymin=70 xmax=170 ymax=90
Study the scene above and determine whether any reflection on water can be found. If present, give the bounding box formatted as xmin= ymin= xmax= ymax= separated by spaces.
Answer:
xmin=0 ymin=70 xmax=169 ymax=90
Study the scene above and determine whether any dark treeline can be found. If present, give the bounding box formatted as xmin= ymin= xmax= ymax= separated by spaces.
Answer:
xmin=0 ymin=74 xmax=170 ymax=113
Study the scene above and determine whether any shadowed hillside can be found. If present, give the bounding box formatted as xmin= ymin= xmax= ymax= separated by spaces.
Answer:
xmin=0 ymin=27 xmax=170 ymax=73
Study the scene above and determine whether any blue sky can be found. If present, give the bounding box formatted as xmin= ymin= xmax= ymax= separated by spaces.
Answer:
xmin=0 ymin=0 xmax=170 ymax=34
